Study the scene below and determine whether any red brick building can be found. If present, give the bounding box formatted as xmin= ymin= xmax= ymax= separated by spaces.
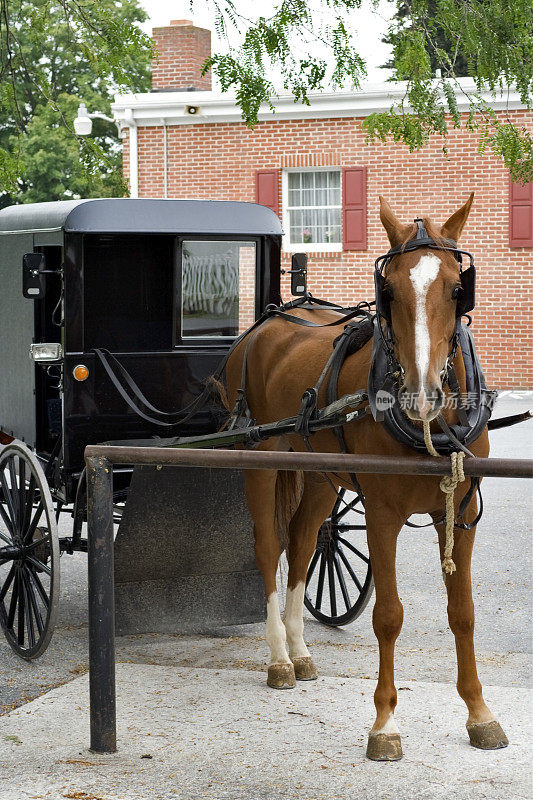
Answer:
xmin=112 ymin=20 xmax=533 ymax=388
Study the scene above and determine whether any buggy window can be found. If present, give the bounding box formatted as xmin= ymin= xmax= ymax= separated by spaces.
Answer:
xmin=180 ymin=241 xmax=256 ymax=339
xmin=83 ymin=234 xmax=174 ymax=351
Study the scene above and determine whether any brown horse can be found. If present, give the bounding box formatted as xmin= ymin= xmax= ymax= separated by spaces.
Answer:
xmin=223 ymin=195 xmax=508 ymax=761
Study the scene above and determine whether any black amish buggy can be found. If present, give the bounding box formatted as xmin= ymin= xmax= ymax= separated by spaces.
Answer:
xmin=0 ymin=198 xmax=373 ymax=659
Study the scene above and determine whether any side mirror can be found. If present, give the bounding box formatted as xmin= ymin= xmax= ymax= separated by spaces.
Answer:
xmin=290 ymin=253 xmax=308 ymax=296
xmin=23 ymin=253 xmax=46 ymax=299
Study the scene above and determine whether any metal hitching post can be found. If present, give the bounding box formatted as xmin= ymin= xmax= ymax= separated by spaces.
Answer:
xmin=86 ymin=455 xmax=117 ymax=753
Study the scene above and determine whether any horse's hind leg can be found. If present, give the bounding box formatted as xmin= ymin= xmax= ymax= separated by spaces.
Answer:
xmin=365 ymin=504 xmax=404 ymax=761
xmin=434 ymin=512 xmax=509 ymax=750
xmin=285 ymin=474 xmax=338 ymax=681
xmin=244 ymin=468 xmax=295 ymax=689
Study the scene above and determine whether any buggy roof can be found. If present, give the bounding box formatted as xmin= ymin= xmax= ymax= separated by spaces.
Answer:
xmin=0 ymin=198 xmax=283 ymax=236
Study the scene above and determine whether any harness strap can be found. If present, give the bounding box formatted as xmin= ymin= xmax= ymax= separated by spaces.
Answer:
xmin=446 ymin=364 xmax=470 ymax=428
xmin=93 ymin=348 xmax=209 ymax=428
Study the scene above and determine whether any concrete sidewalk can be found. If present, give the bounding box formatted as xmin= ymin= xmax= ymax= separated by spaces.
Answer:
xmin=1 ymin=663 xmax=531 ymax=800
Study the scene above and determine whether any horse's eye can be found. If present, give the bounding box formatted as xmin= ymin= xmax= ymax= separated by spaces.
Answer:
xmin=451 ymin=285 xmax=462 ymax=300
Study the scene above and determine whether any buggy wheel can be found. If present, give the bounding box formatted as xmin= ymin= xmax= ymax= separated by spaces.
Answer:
xmin=304 ymin=489 xmax=373 ymax=627
xmin=0 ymin=442 xmax=60 ymax=658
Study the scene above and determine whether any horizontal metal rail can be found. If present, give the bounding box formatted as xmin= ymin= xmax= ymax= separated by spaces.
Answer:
xmin=85 ymin=446 xmax=533 ymax=479
xmin=85 ymin=445 xmax=533 ymax=754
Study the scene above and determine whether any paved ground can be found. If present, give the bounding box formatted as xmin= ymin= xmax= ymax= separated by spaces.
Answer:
xmin=0 ymin=394 xmax=531 ymax=799
xmin=1 ymin=665 xmax=531 ymax=800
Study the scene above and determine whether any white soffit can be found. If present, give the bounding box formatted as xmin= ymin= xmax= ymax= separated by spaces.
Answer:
xmin=112 ymin=80 xmax=528 ymax=128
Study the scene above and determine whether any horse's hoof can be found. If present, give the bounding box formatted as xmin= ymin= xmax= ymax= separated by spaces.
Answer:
xmin=292 ymin=656 xmax=318 ymax=681
xmin=366 ymin=733 xmax=403 ymax=762
xmin=467 ymin=720 xmax=509 ymax=750
xmin=267 ymin=662 xmax=296 ymax=689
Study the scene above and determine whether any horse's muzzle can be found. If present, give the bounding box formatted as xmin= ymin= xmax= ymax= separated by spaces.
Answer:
xmin=398 ymin=383 xmax=445 ymax=422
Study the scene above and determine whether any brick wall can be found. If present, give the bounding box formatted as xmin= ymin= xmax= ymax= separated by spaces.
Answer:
xmin=131 ymin=109 xmax=532 ymax=389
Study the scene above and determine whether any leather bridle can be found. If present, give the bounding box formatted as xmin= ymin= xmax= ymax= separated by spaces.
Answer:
xmin=373 ymin=219 xmax=476 ymax=378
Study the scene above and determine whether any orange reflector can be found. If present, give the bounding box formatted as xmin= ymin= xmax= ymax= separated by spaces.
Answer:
xmin=73 ymin=364 xmax=89 ymax=381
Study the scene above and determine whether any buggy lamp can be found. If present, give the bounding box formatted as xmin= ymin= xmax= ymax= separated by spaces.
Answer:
xmin=73 ymin=364 xmax=89 ymax=381
xmin=29 ymin=343 xmax=63 ymax=362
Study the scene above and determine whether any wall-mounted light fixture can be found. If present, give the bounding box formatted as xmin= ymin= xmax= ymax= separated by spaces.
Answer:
xmin=74 ymin=103 xmax=118 ymax=136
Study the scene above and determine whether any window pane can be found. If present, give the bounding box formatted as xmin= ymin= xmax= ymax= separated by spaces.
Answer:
xmin=288 ymin=172 xmax=300 ymax=190
xmin=287 ymin=170 xmax=341 ymax=209
xmin=288 ymin=188 xmax=301 ymax=206
xmin=289 ymin=208 xmax=341 ymax=243
xmin=181 ymin=241 xmax=256 ymax=337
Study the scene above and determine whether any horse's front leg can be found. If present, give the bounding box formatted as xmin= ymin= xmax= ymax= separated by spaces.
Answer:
xmin=434 ymin=508 xmax=509 ymax=750
xmin=365 ymin=503 xmax=404 ymax=761
xmin=284 ymin=474 xmax=338 ymax=681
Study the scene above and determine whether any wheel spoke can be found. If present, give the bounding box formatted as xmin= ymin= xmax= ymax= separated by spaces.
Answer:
xmin=22 ymin=568 xmax=44 ymax=635
xmin=337 ymin=545 xmax=363 ymax=592
xmin=315 ymin=552 xmax=326 ymax=610
xmin=337 ymin=536 xmax=369 ymax=563
xmin=24 ymin=501 xmax=44 ymax=544
xmin=1 ymin=465 xmax=18 ymax=529
xmin=0 ymin=527 xmax=12 ymax=544
xmin=22 ymin=474 xmax=36 ymax=535
xmin=7 ymin=570 xmax=19 ymax=628
xmin=327 ymin=553 xmax=337 ymax=618
xmin=26 ymin=555 xmax=51 ymax=577
xmin=17 ymin=567 xmax=25 ymax=645
xmin=0 ymin=563 xmax=16 ymax=602
xmin=26 ymin=568 xmax=50 ymax=609
xmin=21 ymin=572 xmax=35 ymax=649
xmin=332 ymin=551 xmax=351 ymax=611
xmin=18 ymin=457 xmax=26 ymax=532
xmin=25 ymin=535 xmax=49 ymax=552
xmin=331 ymin=493 xmax=344 ymax=517
xmin=335 ymin=496 xmax=363 ymax=521
xmin=8 ymin=458 xmax=20 ymax=529
xmin=305 ymin=550 xmax=320 ymax=585
xmin=0 ymin=498 xmax=14 ymax=538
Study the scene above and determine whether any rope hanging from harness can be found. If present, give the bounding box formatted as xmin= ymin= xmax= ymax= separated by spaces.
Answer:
xmin=423 ymin=420 xmax=465 ymax=575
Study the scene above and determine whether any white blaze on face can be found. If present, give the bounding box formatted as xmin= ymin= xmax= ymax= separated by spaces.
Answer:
xmin=409 ymin=254 xmax=441 ymax=414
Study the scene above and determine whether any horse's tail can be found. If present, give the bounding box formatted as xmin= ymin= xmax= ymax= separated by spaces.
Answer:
xmin=274 ymin=469 xmax=304 ymax=552
xmin=207 ymin=375 xmax=230 ymax=411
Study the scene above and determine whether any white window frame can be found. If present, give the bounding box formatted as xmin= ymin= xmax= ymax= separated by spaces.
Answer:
xmin=281 ymin=167 xmax=342 ymax=253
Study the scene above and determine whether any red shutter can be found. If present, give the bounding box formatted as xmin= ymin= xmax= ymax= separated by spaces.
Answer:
xmin=255 ymin=170 xmax=280 ymax=217
xmin=342 ymin=167 xmax=367 ymax=250
xmin=509 ymin=178 xmax=533 ymax=248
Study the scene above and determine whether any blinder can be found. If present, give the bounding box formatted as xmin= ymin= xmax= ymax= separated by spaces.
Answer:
xmin=374 ymin=218 xmax=476 ymax=325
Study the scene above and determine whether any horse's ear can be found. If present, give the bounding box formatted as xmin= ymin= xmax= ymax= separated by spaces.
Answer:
xmin=441 ymin=193 xmax=474 ymax=242
xmin=379 ymin=196 xmax=413 ymax=247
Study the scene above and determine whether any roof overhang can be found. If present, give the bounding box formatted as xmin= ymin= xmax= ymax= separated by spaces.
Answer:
xmin=112 ymin=79 xmax=529 ymax=128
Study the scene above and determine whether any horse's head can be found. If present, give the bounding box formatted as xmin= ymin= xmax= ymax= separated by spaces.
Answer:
xmin=377 ymin=194 xmax=474 ymax=422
